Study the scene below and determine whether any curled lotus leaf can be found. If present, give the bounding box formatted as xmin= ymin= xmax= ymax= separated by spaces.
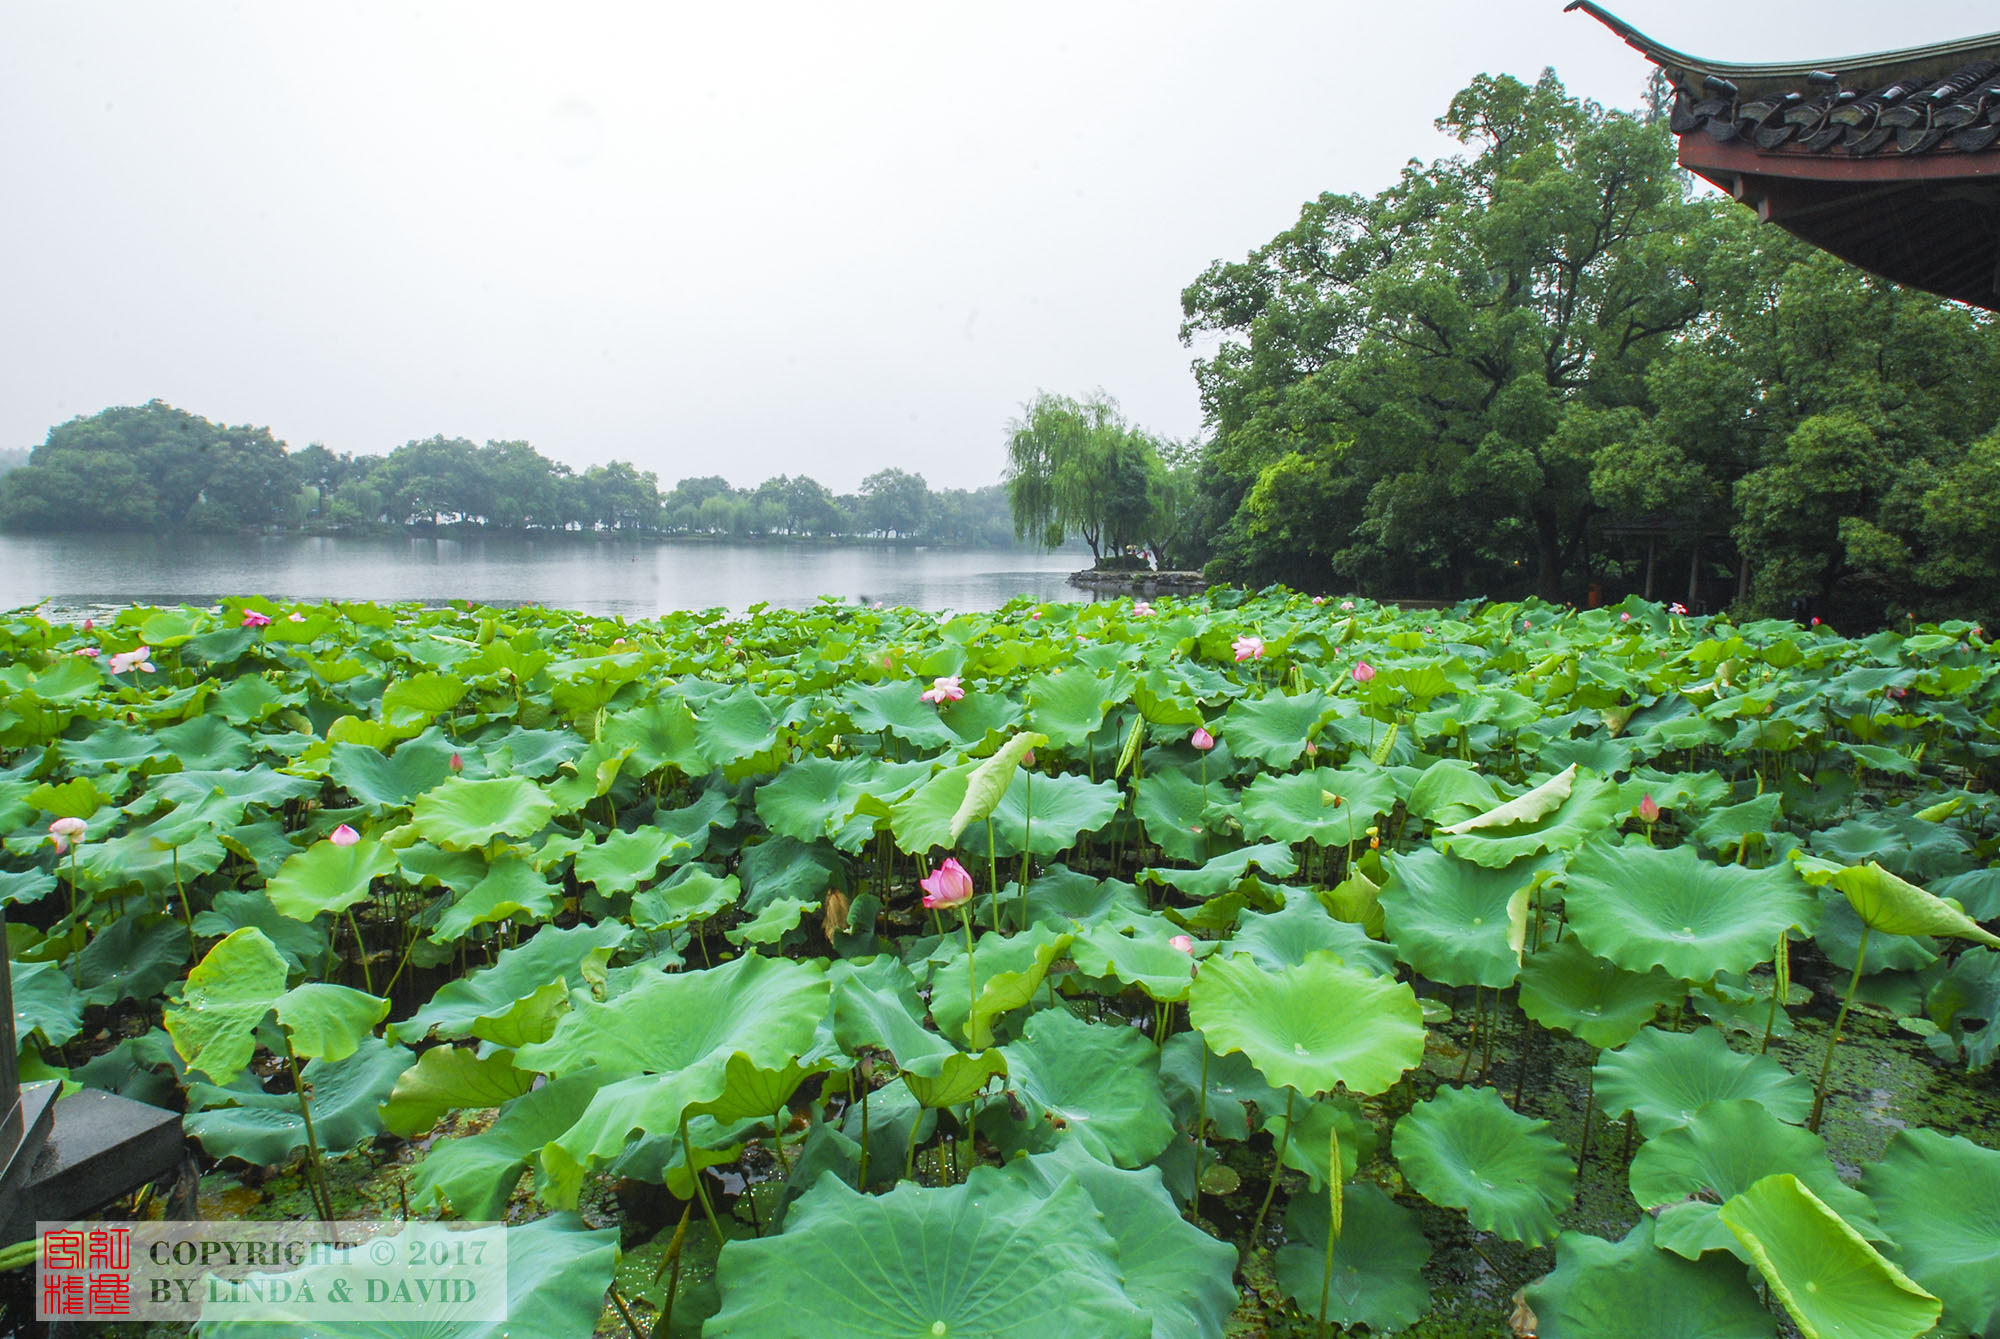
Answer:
xmin=1794 ymin=855 xmax=2000 ymax=948
xmin=1431 ymin=768 xmax=1622 ymax=868
xmin=1719 ymin=1174 xmax=1940 ymax=1339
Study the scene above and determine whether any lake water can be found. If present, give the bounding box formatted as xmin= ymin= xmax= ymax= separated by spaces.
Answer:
xmin=0 ymin=533 xmax=1095 ymax=620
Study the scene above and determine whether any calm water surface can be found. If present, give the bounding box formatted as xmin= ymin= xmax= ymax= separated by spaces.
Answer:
xmin=0 ymin=533 xmax=1094 ymax=620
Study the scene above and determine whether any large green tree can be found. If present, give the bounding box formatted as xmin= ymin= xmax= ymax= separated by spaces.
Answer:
xmin=1005 ymin=392 xmax=1166 ymax=563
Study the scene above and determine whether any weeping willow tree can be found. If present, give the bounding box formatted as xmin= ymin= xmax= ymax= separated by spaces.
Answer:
xmin=1004 ymin=391 xmax=1162 ymax=564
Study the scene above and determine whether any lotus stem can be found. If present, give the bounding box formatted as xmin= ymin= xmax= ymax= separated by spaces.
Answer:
xmin=283 ymin=1039 xmax=335 ymax=1221
xmin=1809 ymin=924 xmax=1868 ymax=1133
xmin=857 ymin=1067 xmax=871 ymax=1188
xmin=1192 ymin=1043 xmax=1210 ymax=1225
xmin=1250 ymin=1088 xmax=1295 ymax=1243
xmin=1317 ymin=1189 xmax=1338 ymax=1339
xmin=346 ymin=908 xmax=373 ymax=994
xmin=987 ymin=823 xmax=999 ymax=934
xmin=1018 ymin=768 xmax=1032 ymax=927
xmin=1762 ymin=934 xmax=1790 ymax=1055
xmin=681 ymin=1111 xmax=726 ymax=1246
xmin=1576 ymin=1069 xmax=1596 ymax=1171
xmin=960 ymin=905 xmax=978 ymax=1046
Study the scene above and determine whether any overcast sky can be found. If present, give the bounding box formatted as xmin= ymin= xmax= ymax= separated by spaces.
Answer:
xmin=1 ymin=3 xmax=1977 ymax=493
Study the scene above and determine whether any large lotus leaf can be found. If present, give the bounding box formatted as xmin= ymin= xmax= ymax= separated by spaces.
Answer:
xmin=1860 ymin=1129 xmax=2000 ymax=1334
xmin=737 ymin=836 xmax=843 ymax=912
xmin=545 ymin=739 xmax=635 ymax=813
xmin=1525 ymin=1219 xmax=1773 ymax=1339
xmin=1595 ymin=1028 xmax=1810 ymax=1137
xmin=686 ymin=685 xmax=780 ymax=768
xmin=1239 ymin=767 xmax=1397 ymax=846
xmin=75 ymin=829 xmax=228 ymax=896
xmin=1144 ymin=843 xmax=1300 ymax=900
xmin=201 ymin=1212 xmax=617 ymax=1339
xmin=1070 ymin=916 xmax=1203 ymax=1002
xmin=1692 ymin=794 xmax=1785 ymax=857
xmin=219 ymin=817 xmax=310 ymax=879
xmin=705 ymin=1172 xmax=1152 ymax=1339
xmin=1133 ymin=769 xmax=1231 ymax=864
xmin=147 ymin=764 xmax=318 ymax=814
xmin=1926 ymin=946 xmax=2000 ymax=1071
xmin=1933 ymin=867 xmax=2000 ymax=921
xmin=153 ymin=714 xmax=255 ymax=771
xmin=479 ymin=725 xmax=589 ymax=779
xmin=573 ymin=825 xmax=690 ymax=894
xmin=184 ymin=1037 xmax=411 ymax=1163
xmin=724 ymin=894 xmax=818 ymax=948
xmin=390 ymin=920 xmax=629 ymax=1045
xmin=10 ymin=958 xmax=84 ymax=1047
xmin=1633 ymin=1100 xmax=1880 ymax=1261
xmin=1274 ymin=1183 xmax=1432 ymax=1334
xmin=0 ymin=867 xmax=57 ymax=908
xmin=1516 ymin=936 xmax=1682 ymax=1049
xmin=1405 ymin=760 xmax=1512 ymax=825
xmin=1025 ymin=668 xmax=1118 ymax=750
xmin=959 ymin=768 xmax=1123 ymax=860
xmin=274 ymin=983 xmax=388 ymax=1064
xmin=756 ymin=756 xmax=920 ymax=852
xmin=73 ymin=913 xmax=185 ymax=1008
xmin=430 ymin=855 xmax=562 ymax=944
xmin=327 ymin=728 xmax=466 ymax=808
xmin=901 ymin=1048 xmax=1010 ymax=1111
xmin=828 ymin=956 xmax=954 ymax=1071
xmin=1381 ymin=848 xmax=1547 ymax=988
xmin=1395 ymin=1084 xmax=1575 ymax=1245
xmin=1187 ymin=950 xmax=1422 ymax=1096
xmin=167 ymin=927 xmax=290 ymax=1082
xmin=883 ymin=758 xmax=977 ymax=855
xmin=1221 ymin=690 xmax=1334 ymax=767
xmin=380 ymin=1044 xmax=536 ymax=1137
xmin=1159 ymin=1033 xmax=1283 ymax=1141
xmin=1021 ymin=864 xmax=1151 ymax=931
xmin=631 ymin=865 xmax=740 ymax=934
xmin=1564 ymin=841 xmax=1817 ymax=982
xmin=192 ymin=890 xmax=329 ymax=974
xmin=926 ymin=925 xmax=1073 ymax=1050
xmin=1794 ymin=857 xmax=2000 ymax=948
xmin=409 ymin=1070 xmax=606 ymax=1218
xmin=841 ymin=678 xmax=961 ymax=750
xmin=1812 ymin=888 xmax=1938 ymax=974
xmin=998 ymin=1141 xmax=1239 ymax=1339
xmin=1432 ymin=767 xmax=1622 ymax=868
xmin=998 ymin=1008 xmax=1175 ymax=1167
xmin=410 ymin=776 xmax=557 ymax=849
xmin=265 ymin=835 xmax=397 ymax=921
xmin=1230 ymin=891 xmax=1396 ymax=975
xmin=1720 ymin=1174 xmax=1940 ymax=1339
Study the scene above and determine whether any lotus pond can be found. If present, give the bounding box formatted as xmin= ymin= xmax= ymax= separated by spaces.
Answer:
xmin=3 ymin=591 xmax=1998 ymax=1338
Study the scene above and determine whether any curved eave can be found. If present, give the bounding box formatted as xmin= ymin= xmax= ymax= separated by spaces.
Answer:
xmin=1565 ymin=2 xmax=2000 ymax=94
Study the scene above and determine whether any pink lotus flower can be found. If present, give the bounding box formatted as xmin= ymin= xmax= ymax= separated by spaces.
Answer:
xmin=1031 ymin=609 xmax=1042 ymax=619
xmin=288 ymin=612 xmax=306 ymax=623
xmin=1191 ymin=727 xmax=1215 ymax=751
xmin=1668 ymin=602 xmax=1689 ymax=616
xmin=1133 ymin=601 xmax=1154 ymax=616
xmin=106 ymin=646 xmax=154 ymax=675
xmin=1340 ymin=600 xmax=1355 ymax=611
xmin=1311 ymin=596 xmax=1324 ymax=605
xmin=48 ymin=816 xmax=86 ymax=854
xmin=1170 ymin=934 xmax=1194 ymax=954
xmin=1232 ymin=635 xmax=1264 ymax=662
xmin=329 ymin=823 xmax=360 ymax=846
xmin=81 ymin=619 xmax=94 ymax=631
xmin=920 ymin=675 xmax=965 ymax=705
xmin=920 ymin=858 xmax=974 ymax=910
xmin=1620 ymin=612 xmax=1632 ymax=622
xmin=1352 ymin=660 xmax=1376 ymax=684
xmin=74 ymin=647 xmax=100 ymax=658
xmin=1638 ymin=794 xmax=1660 ymax=823
xmin=723 ymin=635 xmax=736 ymax=646
xmin=242 ymin=610 xmax=271 ymax=628
xmin=1811 ymin=617 xmax=1821 ymax=627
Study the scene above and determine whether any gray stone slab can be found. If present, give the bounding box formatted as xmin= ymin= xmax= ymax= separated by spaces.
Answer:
xmin=0 ymin=1090 xmax=185 ymax=1245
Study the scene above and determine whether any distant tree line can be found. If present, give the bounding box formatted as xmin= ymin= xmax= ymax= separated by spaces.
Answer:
xmin=0 ymin=402 xmax=1022 ymax=546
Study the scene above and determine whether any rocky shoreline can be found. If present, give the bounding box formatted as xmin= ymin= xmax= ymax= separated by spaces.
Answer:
xmin=1068 ymin=568 xmax=1210 ymax=595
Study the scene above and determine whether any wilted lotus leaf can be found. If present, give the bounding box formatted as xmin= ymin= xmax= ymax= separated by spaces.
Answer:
xmin=1394 ymin=1084 xmax=1574 ymax=1246
xmin=1719 ymin=1174 xmax=1939 ymax=1339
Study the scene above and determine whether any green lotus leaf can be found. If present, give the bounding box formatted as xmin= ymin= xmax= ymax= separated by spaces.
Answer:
xmin=1230 ymin=891 xmax=1396 ymax=975
xmin=842 ymin=678 xmax=961 ymax=750
xmin=1239 ymin=767 xmax=1398 ymax=846
xmin=737 ymin=836 xmax=843 ymax=912
xmin=1381 ymin=848 xmax=1548 ymax=988
xmin=390 ymin=920 xmax=628 ymax=1044
xmin=706 ymin=1172 xmax=1152 ymax=1339
xmin=926 ymin=925 xmax=1073 ymax=1050
xmin=1264 ymin=1094 xmax=1376 ymax=1188
xmin=1812 ymin=887 xmax=1938 ymax=973
xmin=258 ymin=835 xmax=394 ymax=922
xmin=1439 ymin=763 xmax=1579 ymax=833
xmin=218 ymin=817 xmax=311 ymax=879
xmin=1221 ymin=690 xmax=1334 ymax=767
xmin=1720 ymin=1174 xmax=1940 ymax=1339
xmin=1926 ymin=946 xmax=2000 ymax=1071
xmin=949 ymin=729 xmax=1047 ymax=844
xmin=1133 ymin=768 xmax=1230 ymax=864
xmin=327 ymin=729 xmax=468 ymax=808
xmin=1524 ymin=1219 xmax=1772 ymax=1339
xmin=1691 ymin=793 xmax=1785 ymax=857
xmin=756 ymin=755 xmax=923 ymax=852
xmin=573 ymin=825 xmax=690 ymax=894
xmin=958 ymin=768 xmax=1123 ymax=859
xmin=1405 ymin=760 xmax=1511 ymax=825
xmin=409 ymin=1069 xmax=605 ymax=1219
xmin=0 ymin=867 xmax=57 ymax=909
xmin=1274 ymin=1183 xmax=1432 ymax=1334
xmin=184 ymin=1037 xmax=412 ymax=1163
xmin=10 ymin=959 xmax=84 ymax=1047
xmin=154 ymin=714 xmax=255 ymax=771
xmin=1021 ymin=864 xmax=1151 ymax=931
xmin=73 ymin=913 xmax=186 ymax=1009
xmin=1594 ymin=1027 xmax=1810 ymax=1137
xmin=1159 ymin=1033 xmax=1283 ymax=1141
xmin=380 ymin=1044 xmax=535 ymax=1137
xmin=902 ymin=1048 xmax=1008 ymax=1109
xmin=1069 ymin=916 xmax=1203 ymax=1002
xmin=1000 ymin=1141 xmax=1239 ymax=1339
xmin=411 ymin=775 xmax=557 ymax=850
xmin=723 ymin=894 xmax=819 ymax=947
xmin=167 ymin=927 xmax=291 ymax=1082
xmin=599 ymin=699 xmax=707 ymax=776
xmin=1187 ymin=950 xmax=1423 ymax=1096
xmin=631 ymin=865 xmax=740 ymax=932
xmin=1144 ymin=843 xmax=1300 ymax=900
xmin=380 ymin=670 xmax=469 ymax=725
xmin=1516 ymin=935 xmax=1682 ymax=1049
xmin=1432 ymin=767 xmax=1622 ymax=868
xmin=430 ymin=855 xmax=562 ymax=944
xmin=828 ymin=956 xmax=955 ymax=1072
xmin=479 ymin=725 xmax=590 ymax=779
xmin=546 ymin=739 xmax=635 ymax=813
xmin=1860 ymin=1129 xmax=2000 ymax=1335
xmin=201 ymin=1212 xmax=617 ymax=1339
xmin=686 ymin=683 xmax=782 ymax=768
xmin=998 ymin=1008 xmax=1175 ymax=1167
xmin=1632 ymin=1099 xmax=1881 ymax=1261
xmin=1794 ymin=856 xmax=2000 ymax=948
xmin=274 ymin=983 xmax=388 ymax=1064
xmin=1025 ymin=668 xmax=1118 ymax=749
xmin=1394 ymin=1084 xmax=1574 ymax=1245
xmin=1564 ymin=841 xmax=1818 ymax=981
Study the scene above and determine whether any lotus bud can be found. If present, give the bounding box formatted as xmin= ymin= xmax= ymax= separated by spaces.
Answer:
xmin=1191 ymin=727 xmax=1215 ymax=752
xmin=1638 ymin=794 xmax=1660 ymax=824
xmin=329 ymin=823 xmax=361 ymax=846
xmin=1170 ymin=934 xmax=1194 ymax=954
xmin=450 ymin=752 xmax=463 ymax=773
xmin=1352 ymin=660 xmax=1376 ymax=684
